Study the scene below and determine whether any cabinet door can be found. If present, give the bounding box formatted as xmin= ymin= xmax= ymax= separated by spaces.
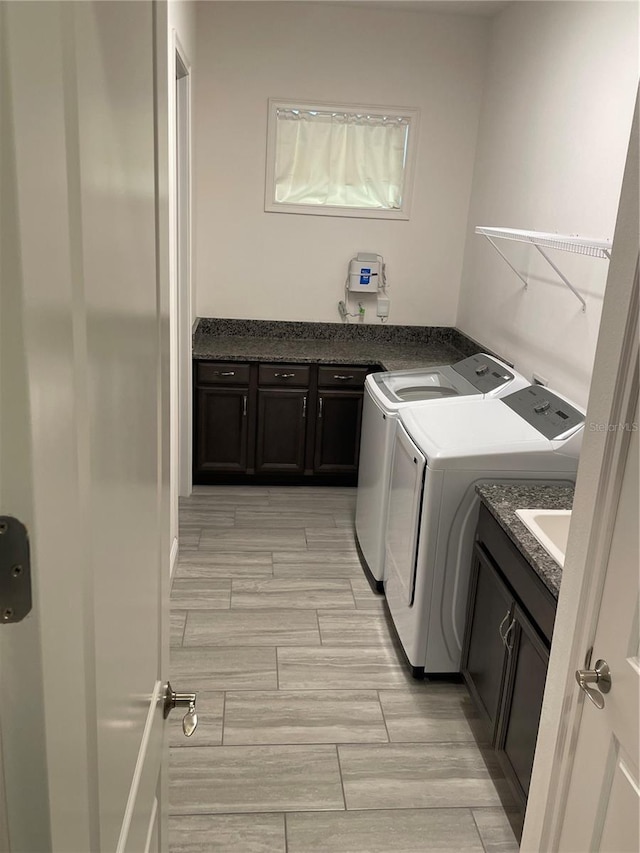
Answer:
xmin=497 ymin=603 xmax=550 ymax=805
xmin=461 ymin=544 xmax=513 ymax=742
xmin=256 ymin=389 xmax=308 ymax=473
xmin=313 ymin=390 xmax=363 ymax=473
xmin=195 ymin=387 xmax=249 ymax=472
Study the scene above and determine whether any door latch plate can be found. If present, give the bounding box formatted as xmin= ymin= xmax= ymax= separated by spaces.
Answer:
xmin=0 ymin=516 xmax=32 ymax=623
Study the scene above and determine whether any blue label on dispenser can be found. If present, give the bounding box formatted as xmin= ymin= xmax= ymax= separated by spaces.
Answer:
xmin=360 ymin=275 xmax=371 ymax=285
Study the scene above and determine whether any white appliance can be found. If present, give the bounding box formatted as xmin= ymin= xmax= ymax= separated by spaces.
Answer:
xmin=355 ymin=354 xmax=529 ymax=589
xmin=383 ymin=385 xmax=584 ymax=677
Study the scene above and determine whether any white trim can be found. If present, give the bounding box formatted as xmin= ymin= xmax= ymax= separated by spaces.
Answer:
xmin=264 ymin=98 xmax=419 ymax=221
xmin=143 ymin=797 xmax=158 ymax=853
xmin=522 ymin=92 xmax=639 ymax=852
xmin=169 ymin=536 xmax=179 ymax=580
xmin=173 ymin=31 xmax=193 ymax=499
xmin=116 ymin=681 xmax=162 ymax=853
xmin=0 ymin=684 xmax=10 ymax=852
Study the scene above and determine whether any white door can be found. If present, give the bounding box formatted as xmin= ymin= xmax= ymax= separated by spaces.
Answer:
xmin=558 ymin=405 xmax=639 ymax=852
xmin=0 ymin=2 xmax=178 ymax=850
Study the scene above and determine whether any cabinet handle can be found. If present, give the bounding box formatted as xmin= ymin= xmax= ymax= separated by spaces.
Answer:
xmin=242 ymin=395 xmax=248 ymax=417
xmin=498 ymin=611 xmax=510 ymax=644
xmin=504 ymin=618 xmax=516 ymax=655
xmin=302 ymin=396 xmax=307 ymax=419
xmin=274 ymin=372 xmax=295 ymax=379
xmin=216 ymin=371 xmax=235 ymax=377
xmin=318 ymin=397 xmax=323 ymax=419
xmin=333 ymin=374 xmax=354 ymax=381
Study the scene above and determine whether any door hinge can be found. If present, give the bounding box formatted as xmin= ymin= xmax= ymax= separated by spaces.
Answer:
xmin=0 ymin=516 xmax=32 ymax=623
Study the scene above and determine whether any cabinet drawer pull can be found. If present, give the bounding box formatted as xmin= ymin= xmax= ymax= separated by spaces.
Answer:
xmin=242 ymin=395 xmax=248 ymax=417
xmin=318 ymin=397 xmax=323 ymax=418
xmin=274 ymin=372 xmax=295 ymax=379
xmin=333 ymin=374 xmax=354 ymax=381
xmin=217 ymin=371 xmax=235 ymax=377
xmin=302 ymin=396 xmax=307 ymax=419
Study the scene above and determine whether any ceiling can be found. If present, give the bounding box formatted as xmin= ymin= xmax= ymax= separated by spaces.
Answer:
xmin=320 ymin=1 xmax=512 ymax=16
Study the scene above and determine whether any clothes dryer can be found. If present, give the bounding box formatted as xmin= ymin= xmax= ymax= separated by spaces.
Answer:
xmin=383 ymin=385 xmax=584 ymax=677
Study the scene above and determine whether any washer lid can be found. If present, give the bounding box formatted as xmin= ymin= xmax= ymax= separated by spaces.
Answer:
xmin=370 ymin=364 xmax=479 ymax=405
xmin=399 ymin=396 xmax=583 ymax=470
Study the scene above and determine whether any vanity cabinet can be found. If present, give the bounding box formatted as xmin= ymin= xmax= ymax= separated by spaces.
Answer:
xmin=194 ymin=362 xmax=253 ymax=474
xmin=193 ymin=360 xmax=376 ymax=484
xmin=313 ymin=367 xmax=369 ymax=474
xmin=461 ymin=504 xmax=556 ymax=825
xmin=255 ymin=365 xmax=311 ymax=474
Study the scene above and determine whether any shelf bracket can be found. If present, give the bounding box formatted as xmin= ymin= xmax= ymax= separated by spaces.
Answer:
xmin=482 ymin=235 xmax=530 ymax=289
xmin=476 ymin=227 xmax=596 ymax=312
xmin=533 ymin=244 xmax=587 ymax=312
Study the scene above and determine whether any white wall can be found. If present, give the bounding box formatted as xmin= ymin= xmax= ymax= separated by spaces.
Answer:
xmin=457 ymin=1 xmax=638 ymax=406
xmin=193 ymin=1 xmax=490 ymax=325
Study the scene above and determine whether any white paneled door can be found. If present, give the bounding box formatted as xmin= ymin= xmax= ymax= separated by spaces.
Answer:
xmin=0 ymin=2 xmax=173 ymax=851
xmin=559 ymin=405 xmax=639 ymax=852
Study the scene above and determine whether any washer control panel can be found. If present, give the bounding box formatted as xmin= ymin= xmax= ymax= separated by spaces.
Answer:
xmin=452 ymin=354 xmax=514 ymax=394
xmin=502 ymin=385 xmax=584 ymax=439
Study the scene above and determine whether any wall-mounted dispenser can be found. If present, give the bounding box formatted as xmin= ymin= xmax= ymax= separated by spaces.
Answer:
xmin=348 ymin=253 xmax=381 ymax=293
xmin=340 ymin=252 xmax=390 ymax=323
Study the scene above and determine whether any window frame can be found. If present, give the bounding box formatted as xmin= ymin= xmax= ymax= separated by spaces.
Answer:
xmin=264 ymin=98 xmax=420 ymax=221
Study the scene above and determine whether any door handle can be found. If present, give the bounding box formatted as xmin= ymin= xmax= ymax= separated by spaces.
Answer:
xmin=274 ymin=372 xmax=295 ymax=379
xmin=302 ymin=396 xmax=307 ymax=419
xmin=217 ymin=371 xmax=235 ymax=377
xmin=575 ymin=659 xmax=611 ymax=710
xmin=243 ymin=395 xmax=248 ymax=417
xmin=318 ymin=397 xmax=323 ymax=418
xmin=163 ymin=682 xmax=198 ymax=736
xmin=333 ymin=375 xmax=354 ymax=381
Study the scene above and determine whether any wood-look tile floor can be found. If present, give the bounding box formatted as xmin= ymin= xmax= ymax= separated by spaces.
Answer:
xmin=169 ymin=486 xmax=520 ymax=853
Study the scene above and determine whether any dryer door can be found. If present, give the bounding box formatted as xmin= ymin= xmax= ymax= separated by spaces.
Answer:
xmin=385 ymin=422 xmax=426 ymax=606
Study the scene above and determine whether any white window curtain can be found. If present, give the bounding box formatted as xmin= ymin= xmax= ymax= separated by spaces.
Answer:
xmin=274 ymin=109 xmax=409 ymax=209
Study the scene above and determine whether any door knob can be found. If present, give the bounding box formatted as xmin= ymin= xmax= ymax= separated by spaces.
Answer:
xmin=163 ymin=682 xmax=198 ymax=736
xmin=575 ymin=659 xmax=611 ymax=710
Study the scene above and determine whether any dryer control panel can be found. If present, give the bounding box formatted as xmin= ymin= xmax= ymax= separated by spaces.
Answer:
xmin=452 ymin=354 xmax=514 ymax=394
xmin=502 ymin=385 xmax=584 ymax=440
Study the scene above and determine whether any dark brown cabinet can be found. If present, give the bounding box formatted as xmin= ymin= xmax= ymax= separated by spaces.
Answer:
xmin=193 ymin=359 xmax=376 ymax=485
xmin=498 ymin=604 xmax=549 ymax=802
xmin=463 ymin=545 xmax=514 ymax=741
xmin=461 ymin=504 xmax=556 ymax=834
xmin=194 ymin=362 xmax=252 ymax=474
xmin=256 ymin=389 xmax=308 ymax=473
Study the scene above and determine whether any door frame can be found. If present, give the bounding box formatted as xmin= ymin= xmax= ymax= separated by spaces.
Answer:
xmin=169 ymin=27 xmax=192 ymax=577
xmin=521 ymin=93 xmax=639 ymax=851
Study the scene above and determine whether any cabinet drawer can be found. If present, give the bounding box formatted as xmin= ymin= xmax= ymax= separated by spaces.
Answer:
xmin=318 ymin=366 xmax=370 ymax=388
xmin=196 ymin=361 xmax=250 ymax=386
xmin=259 ymin=364 xmax=310 ymax=386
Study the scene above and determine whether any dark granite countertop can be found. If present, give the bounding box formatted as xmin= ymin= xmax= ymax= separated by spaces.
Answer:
xmin=476 ymin=482 xmax=575 ymax=599
xmin=192 ymin=318 xmax=494 ymax=371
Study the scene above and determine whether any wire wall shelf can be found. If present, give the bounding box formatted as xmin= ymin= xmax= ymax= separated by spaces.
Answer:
xmin=475 ymin=226 xmax=613 ymax=312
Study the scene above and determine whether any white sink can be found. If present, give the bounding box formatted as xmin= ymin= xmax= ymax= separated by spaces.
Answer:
xmin=515 ymin=509 xmax=572 ymax=567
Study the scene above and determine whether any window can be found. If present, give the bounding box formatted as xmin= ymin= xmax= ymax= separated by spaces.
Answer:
xmin=265 ymin=99 xmax=419 ymax=220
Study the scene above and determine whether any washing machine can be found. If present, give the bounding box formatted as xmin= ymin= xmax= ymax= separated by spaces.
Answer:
xmin=355 ymin=354 xmax=529 ymax=589
xmin=383 ymin=384 xmax=584 ymax=677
